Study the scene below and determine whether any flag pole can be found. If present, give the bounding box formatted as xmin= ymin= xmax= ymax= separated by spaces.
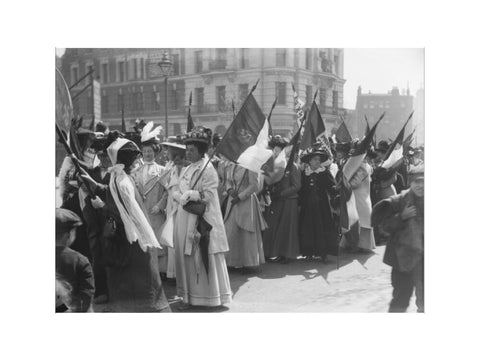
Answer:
xmin=267 ymin=96 xmax=277 ymax=122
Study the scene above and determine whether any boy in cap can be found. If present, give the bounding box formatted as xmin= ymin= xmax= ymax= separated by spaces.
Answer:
xmin=372 ymin=164 xmax=424 ymax=312
xmin=56 ymin=208 xmax=95 ymax=312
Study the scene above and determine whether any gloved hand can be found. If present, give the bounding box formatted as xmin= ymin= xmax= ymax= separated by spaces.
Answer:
xmin=230 ymin=196 xmax=241 ymax=206
xmin=172 ymin=191 xmax=182 ymax=203
xmin=91 ymin=196 xmax=105 ymax=209
xmin=180 ymin=190 xmax=201 ymax=205
xmin=151 ymin=204 xmax=161 ymax=215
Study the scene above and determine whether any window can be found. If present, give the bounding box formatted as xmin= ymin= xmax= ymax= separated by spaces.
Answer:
xmin=152 ymin=92 xmax=161 ymax=111
xmin=363 ymin=103 xmax=368 ymax=109
xmin=212 ymin=49 xmax=227 ymax=70
xmin=140 ymin=58 xmax=145 ymax=79
xmin=133 ymin=59 xmax=138 ymax=79
xmin=87 ymin=65 xmax=94 ymax=81
xmin=240 ymin=48 xmax=248 ymax=69
xmin=333 ymin=90 xmax=338 ymax=109
xmin=101 ymin=94 xmax=109 ymax=113
xmin=118 ymin=61 xmax=125 ymax=82
xmin=194 ymin=51 xmax=203 ymax=73
xmin=334 ymin=55 xmax=339 ymax=75
xmin=276 ymin=49 xmax=287 ymax=67
xmin=71 ymin=66 xmax=79 ymax=84
xmin=117 ymin=93 xmax=124 ymax=112
xmin=319 ymin=88 xmax=327 ymax=108
xmin=385 ymin=101 xmax=390 ymax=108
xmin=217 ymin=86 xmax=226 ymax=111
xmin=306 ymin=48 xmax=312 ymax=70
xmin=131 ymin=90 xmax=138 ymax=111
xmin=172 ymin=54 xmax=180 ymax=76
xmin=276 ymin=82 xmax=287 ymax=105
xmin=238 ymin=84 xmax=249 ymax=103
xmin=306 ymin=85 xmax=312 ymax=105
xmin=101 ymin=63 xmax=109 ymax=83
xmin=195 ymin=87 xmax=204 ymax=112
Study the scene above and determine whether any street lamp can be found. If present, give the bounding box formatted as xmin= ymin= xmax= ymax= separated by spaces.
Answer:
xmin=158 ymin=51 xmax=173 ymax=137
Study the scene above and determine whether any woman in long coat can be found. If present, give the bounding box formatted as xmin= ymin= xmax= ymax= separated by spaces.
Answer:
xmin=87 ymin=132 xmax=170 ymax=312
xmin=298 ymin=148 xmax=338 ymax=262
xmin=224 ymin=163 xmax=267 ymax=269
xmin=172 ymin=127 xmax=232 ymax=309
xmin=159 ymin=137 xmax=188 ymax=280
xmin=349 ymin=159 xmax=376 ymax=251
xmin=262 ymin=136 xmax=300 ymax=263
xmin=134 ymin=123 xmax=168 ymax=276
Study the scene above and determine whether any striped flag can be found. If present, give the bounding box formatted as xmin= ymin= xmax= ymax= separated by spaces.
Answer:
xmin=288 ymin=83 xmax=306 ymax=140
xmin=215 ymin=86 xmax=273 ymax=174
xmin=381 ymin=111 xmax=413 ymax=169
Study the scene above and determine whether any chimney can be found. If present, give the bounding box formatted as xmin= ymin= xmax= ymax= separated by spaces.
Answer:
xmin=357 ymin=86 xmax=362 ymax=96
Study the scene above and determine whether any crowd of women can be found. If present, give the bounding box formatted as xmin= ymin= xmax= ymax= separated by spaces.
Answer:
xmin=55 ymin=120 xmax=424 ymax=312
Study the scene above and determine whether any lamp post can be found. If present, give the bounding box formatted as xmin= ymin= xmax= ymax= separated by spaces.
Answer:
xmin=158 ymin=51 xmax=173 ymax=137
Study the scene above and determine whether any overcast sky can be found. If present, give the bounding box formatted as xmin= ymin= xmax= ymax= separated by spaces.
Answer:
xmin=56 ymin=48 xmax=424 ymax=110
xmin=343 ymin=48 xmax=424 ymax=109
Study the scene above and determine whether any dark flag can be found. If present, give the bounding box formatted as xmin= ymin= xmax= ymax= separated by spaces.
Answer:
xmin=215 ymin=80 xmax=273 ymax=174
xmin=364 ymin=115 xmax=371 ymax=137
xmin=284 ymin=112 xmax=307 ymax=175
xmin=335 ymin=119 xmax=352 ymax=143
xmin=381 ymin=111 xmax=413 ymax=169
xmin=187 ymin=91 xmax=195 ymax=132
xmin=403 ymin=127 xmax=416 ymax=155
xmin=343 ymin=112 xmax=385 ymax=181
xmin=121 ymin=103 xmax=126 ymax=133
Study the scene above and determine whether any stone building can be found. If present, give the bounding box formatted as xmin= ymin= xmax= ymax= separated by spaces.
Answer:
xmin=354 ymin=86 xmax=414 ymax=142
xmin=61 ymin=48 xmax=346 ymax=137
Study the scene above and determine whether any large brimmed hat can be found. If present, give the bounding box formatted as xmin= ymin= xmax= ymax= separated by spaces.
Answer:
xmin=408 ymin=163 xmax=424 ymax=180
xmin=183 ymin=126 xmax=212 ymax=145
xmin=160 ymin=135 xmax=186 ymax=150
xmin=140 ymin=121 xmax=162 ymax=147
xmin=56 ymin=208 xmax=83 ymax=234
xmin=300 ymin=147 xmax=329 ymax=163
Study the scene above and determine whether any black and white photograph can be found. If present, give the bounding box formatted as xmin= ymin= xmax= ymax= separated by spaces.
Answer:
xmin=55 ymin=47 xmax=424 ymax=313
xmin=4 ymin=1 xmax=480 ymax=359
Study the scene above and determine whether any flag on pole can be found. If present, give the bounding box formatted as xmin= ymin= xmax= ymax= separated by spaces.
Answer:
xmin=288 ymin=83 xmax=306 ymax=140
xmin=187 ymin=91 xmax=195 ymax=132
xmin=335 ymin=119 xmax=353 ymax=143
xmin=343 ymin=112 xmax=384 ymax=182
xmin=284 ymin=112 xmax=307 ymax=175
xmin=381 ymin=111 xmax=413 ymax=169
xmin=215 ymin=86 xmax=273 ymax=174
xmin=121 ymin=103 xmax=126 ymax=133
xmin=403 ymin=127 xmax=416 ymax=155
xmin=339 ymin=174 xmax=359 ymax=232
xmin=364 ymin=115 xmax=371 ymax=137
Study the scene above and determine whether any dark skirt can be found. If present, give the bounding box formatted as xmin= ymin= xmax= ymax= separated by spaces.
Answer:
xmin=262 ymin=197 xmax=300 ymax=259
xmin=299 ymin=200 xmax=337 ymax=257
xmin=106 ymin=239 xmax=171 ymax=312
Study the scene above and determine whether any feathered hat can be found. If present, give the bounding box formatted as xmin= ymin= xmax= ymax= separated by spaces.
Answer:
xmin=268 ymin=135 xmax=289 ymax=149
xmin=140 ymin=121 xmax=163 ymax=146
xmin=300 ymin=147 xmax=329 ymax=164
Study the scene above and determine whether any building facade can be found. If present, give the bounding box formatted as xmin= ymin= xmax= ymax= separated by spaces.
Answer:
xmin=61 ymin=48 xmax=346 ymax=137
xmin=354 ymin=86 xmax=414 ymax=142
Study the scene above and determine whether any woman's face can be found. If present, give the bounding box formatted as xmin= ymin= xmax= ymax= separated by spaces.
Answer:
xmin=142 ymin=145 xmax=156 ymax=163
xmin=128 ymin=155 xmax=141 ymax=173
xmin=186 ymin=144 xmax=202 ymax=163
xmin=309 ymin=155 xmax=322 ymax=170
xmin=169 ymin=148 xmax=186 ymax=166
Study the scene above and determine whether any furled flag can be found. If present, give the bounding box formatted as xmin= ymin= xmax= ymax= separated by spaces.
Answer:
xmin=187 ymin=91 xmax=195 ymax=132
xmin=287 ymin=83 xmax=305 ymax=140
xmin=364 ymin=115 xmax=371 ymax=137
xmin=215 ymin=81 xmax=273 ymax=174
xmin=403 ymin=127 xmax=416 ymax=156
xmin=299 ymin=94 xmax=331 ymax=155
xmin=343 ymin=112 xmax=385 ymax=182
xmin=381 ymin=111 xmax=413 ymax=169
xmin=335 ymin=119 xmax=353 ymax=143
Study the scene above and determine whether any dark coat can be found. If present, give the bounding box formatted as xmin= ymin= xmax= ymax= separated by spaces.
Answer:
xmin=56 ymin=246 xmax=95 ymax=312
xmin=372 ymin=189 xmax=424 ymax=272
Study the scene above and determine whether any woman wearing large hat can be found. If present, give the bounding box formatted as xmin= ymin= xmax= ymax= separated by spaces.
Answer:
xmin=172 ymin=126 xmax=232 ymax=309
xmin=88 ymin=132 xmax=170 ymax=312
xmin=298 ymin=147 xmax=338 ymax=262
xmin=158 ymin=135 xmax=188 ymax=281
xmin=133 ymin=122 xmax=169 ymax=278
xmin=262 ymin=135 xmax=300 ymax=263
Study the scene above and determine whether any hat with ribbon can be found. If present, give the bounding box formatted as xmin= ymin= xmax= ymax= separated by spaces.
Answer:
xmin=183 ymin=126 xmax=212 ymax=145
